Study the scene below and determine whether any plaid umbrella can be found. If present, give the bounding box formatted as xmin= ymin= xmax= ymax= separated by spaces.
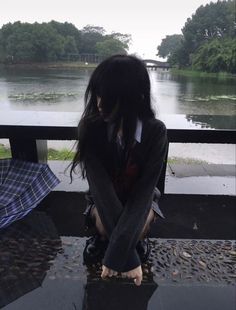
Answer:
xmin=0 ymin=158 xmax=60 ymax=229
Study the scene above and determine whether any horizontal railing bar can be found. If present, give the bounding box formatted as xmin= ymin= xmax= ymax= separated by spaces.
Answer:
xmin=0 ymin=125 xmax=235 ymax=144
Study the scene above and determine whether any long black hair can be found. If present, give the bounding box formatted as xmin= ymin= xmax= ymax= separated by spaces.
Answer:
xmin=70 ymin=54 xmax=155 ymax=179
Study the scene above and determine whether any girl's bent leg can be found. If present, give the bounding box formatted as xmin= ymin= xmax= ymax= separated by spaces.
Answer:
xmin=91 ymin=206 xmax=108 ymax=239
xmin=89 ymin=207 xmax=155 ymax=265
xmin=83 ymin=207 xmax=109 ymax=265
xmin=139 ymin=209 xmax=156 ymax=240
xmin=91 ymin=206 xmax=155 ymax=241
xmin=137 ymin=209 xmax=156 ymax=264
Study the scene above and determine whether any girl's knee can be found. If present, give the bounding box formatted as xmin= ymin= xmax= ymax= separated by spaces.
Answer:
xmin=91 ymin=207 xmax=108 ymax=238
xmin=139 ymin=209 xmax=156 ymax=240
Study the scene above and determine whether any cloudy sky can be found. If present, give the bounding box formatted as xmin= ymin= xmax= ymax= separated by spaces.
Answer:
xmin=0 ymin=0 xmax=217 ymax=59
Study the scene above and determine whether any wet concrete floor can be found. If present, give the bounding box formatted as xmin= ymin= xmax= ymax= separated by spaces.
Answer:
xmin=0 ymin=210 xmax=235 ymax=310
xmin=48 ymin=160 xmax=236 ymax=196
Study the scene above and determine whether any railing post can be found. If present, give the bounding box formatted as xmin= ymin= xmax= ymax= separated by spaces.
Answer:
xmin=157 ymin=144 xmax=169 ymax=194
xmin=9 ymin=138 xmax=47 ymax=163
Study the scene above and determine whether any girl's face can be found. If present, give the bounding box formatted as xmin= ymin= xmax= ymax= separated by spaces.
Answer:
xmin=97 ymin=97 xmax=102 ymax=114
xmin=97 ymin=96 xmax=119 ymax=122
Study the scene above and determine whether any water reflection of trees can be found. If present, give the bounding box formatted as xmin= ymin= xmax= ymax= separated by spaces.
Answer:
xmin=186 ymin=115 xmax=236 ymax=129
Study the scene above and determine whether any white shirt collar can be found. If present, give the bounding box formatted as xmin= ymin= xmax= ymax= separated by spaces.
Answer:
xmin=107 ymin=119 xmax=143 ymax=143
xmin=135 ymin=119 xmax=142 ymax=143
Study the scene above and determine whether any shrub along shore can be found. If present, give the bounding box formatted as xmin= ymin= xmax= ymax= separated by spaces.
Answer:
xmin=170 ymin=68 xmax=236 ymax=79
xmin=1 ymin=61 xmax=97 ymax=70
xmin=2 ymin=62 xmax=235 ymax=81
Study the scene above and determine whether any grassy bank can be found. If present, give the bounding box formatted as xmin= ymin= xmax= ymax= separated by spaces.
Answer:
xmin=0 ymin=144 xmax=208 ymax=164
xmin=171 ymin=68 xmax=236 ymax=79
xmin=0 ymin=145 xmax=11 ymax=158
xmin=47 ymin=148 xmax=75 ymax=160
xmin=1 ymin=61 xmax=97 ymax=70
xmin=0 ymin=145 xmax=75 ymax=160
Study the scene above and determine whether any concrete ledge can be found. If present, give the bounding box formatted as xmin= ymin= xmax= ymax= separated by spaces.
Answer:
xmin=47 ymin=161 xmax=235 ymax=195
xmin=168 ymin=163 xmax=235 ymax=177
xmin=38 ymin=192 xmax=236 ymax=240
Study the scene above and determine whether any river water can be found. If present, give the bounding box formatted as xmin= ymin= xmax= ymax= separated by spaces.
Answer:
xmin=0 ymin=67 xmax=235 ymax=115
xmin=0 ymin=67 xmax=235 ymax=164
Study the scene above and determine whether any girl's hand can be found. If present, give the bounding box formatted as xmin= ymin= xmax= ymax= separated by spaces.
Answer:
xmin=121 ymin=265 xmax=143 ymax=286
xmin=101 ymin=265 xmax=118 ymax=278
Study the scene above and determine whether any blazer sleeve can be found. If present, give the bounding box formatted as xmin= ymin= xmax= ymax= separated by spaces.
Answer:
xmin=85 ymin=153 xmax=123 ymax=235
xmin=85 ymin=148 xmax=141 ymax=271
xmin=103 ymin=121 xmax=168 ymax=272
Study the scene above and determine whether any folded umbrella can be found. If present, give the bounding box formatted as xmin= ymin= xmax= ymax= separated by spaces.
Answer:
xmin=0 ymin=159 xmax=60 ymax=229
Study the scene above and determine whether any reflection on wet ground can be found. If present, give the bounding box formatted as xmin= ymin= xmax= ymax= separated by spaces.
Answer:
xmin=0 ymin=212 xmax=63 ymax=308
xmin=0 ymin=210 xmax=235 ymax=310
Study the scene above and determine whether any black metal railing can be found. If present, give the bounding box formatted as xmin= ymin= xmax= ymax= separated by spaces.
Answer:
xmin=1 ymin=111 xmax=235 ymax=193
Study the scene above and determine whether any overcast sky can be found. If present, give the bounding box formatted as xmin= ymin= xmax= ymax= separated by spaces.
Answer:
xmin=1 ymin=0 xmax=217 ymax=59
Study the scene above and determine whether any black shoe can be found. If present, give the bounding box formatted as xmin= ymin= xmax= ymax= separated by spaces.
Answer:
xmin=136 ymin=238 xmax=151 ymax=263
xmin=83 ymin=235 xmax=108 ymax=265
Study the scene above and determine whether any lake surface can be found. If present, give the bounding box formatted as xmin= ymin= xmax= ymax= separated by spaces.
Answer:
xmin=0 ymin=67 xmax=235 ymax=117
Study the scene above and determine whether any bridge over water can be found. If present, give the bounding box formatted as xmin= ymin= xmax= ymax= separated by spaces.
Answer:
xmin=143 ymin=59 xmax=171 ymax=70
xmin=61 ymin=54 xmax=171 ymax=69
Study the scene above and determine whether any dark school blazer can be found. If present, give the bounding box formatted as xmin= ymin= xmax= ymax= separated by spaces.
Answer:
xmin=84 ymin=117 xmax=168 ymax=272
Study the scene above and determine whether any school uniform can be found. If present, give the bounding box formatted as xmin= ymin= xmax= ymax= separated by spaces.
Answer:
xmin=84 ymin=117 xmax=168 ymax=272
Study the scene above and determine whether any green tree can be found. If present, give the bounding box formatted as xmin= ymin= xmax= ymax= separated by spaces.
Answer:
xmin=49 ymin=20 xmax=81 ymax=52
xmin=0 ymin=21 xmax=131 ymax=63
xmin=157 ymin=34 xmax=183 ymax=59
xmin=6 ymin=31 xmax=34 ymax=62
xmin=0 ymin=22 xmax=66 ymax=62
xmin=63 ymin=36 xmax=78 ymax=56
xmin=160 ymin=0 xmax=235 ymax=71
xmin=96 ymin=38 xmax=127 ymax=57
xmin=192 ymin=38 xmax=236 ymax=73
xmin=79 ymin=25 xmax=105 ymax=54
xmin=181 ymin=0 xmax=235 ymax=65
xmin=168 ymin=46 xmax=189 ymax=68
xmin=0 ymin=22 xmax=23 ymax=61
xmin=0 ymin=22 xmax=17 ymax=48
xmin=2 ymin=22 xmax=35 ymax=62
xmin=0 ymin=30 xmax=4 ymax=61
xmin=31 ymin=23 xmax=65 ymax=61
xmin=107 ymin=32 xmax=131 ymax=48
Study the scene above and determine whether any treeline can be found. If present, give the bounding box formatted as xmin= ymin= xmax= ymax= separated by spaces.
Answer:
xmin=0 ymin=21 xmax=131 ymax=63
xmin=157 ymin=0 xmax=235 ymax=73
